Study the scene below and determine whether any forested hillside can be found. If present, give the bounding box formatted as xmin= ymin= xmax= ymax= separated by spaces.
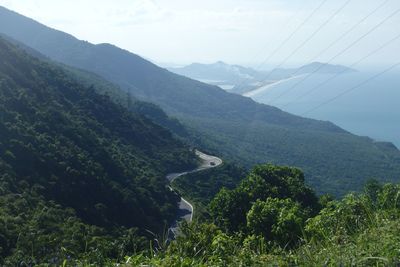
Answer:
xmin=121 ymin=166 xmax=400 ymax=266
xmin=8 ymin=162 xmax=397 ymax=266
xmin=171 ymin=163 xmax=247 ymax=219
xmin=1 ymin=6 xmax=400 ymax=196
xmin=0 ymin=37 xmax=197 ymax=264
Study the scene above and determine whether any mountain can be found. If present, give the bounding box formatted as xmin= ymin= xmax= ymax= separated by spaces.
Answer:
xmin=1 ymin=6 xmax=400 ymax=196
xmin=296 ymin=62 xmax=356 ymax=74
xmin=169 ymin=61 xmax=355 ymax=93
xmin=169 ymin=61 xmax=265 ymax=87
xmin=269 ymin=62 xmax=356 ymax=80
xmin=0 ymin=35 xmax=198 ymax=246
xmin=238 ymin=62 xmax=357 ymax=96
xmin=0 ymin=32 xmax=190 ymax=139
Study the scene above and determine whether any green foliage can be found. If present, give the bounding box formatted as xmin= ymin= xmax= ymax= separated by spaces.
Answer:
xmin=247 ymin=198 xmax=306 ymax=247
xmin=209 ymin=164 xmax=320 ymax=233
xmin=305 ymin=194 xmax=373 ymax=240
xmin=1 ymin=7 xmax=400 ymax=197
xmin=0 ymin=37 xmax=198 ymax=264
xmin=296 ymin=181 xmax=400 ymax=266
xmin=305 ymin=181 xmax=400 ymax=240
xmin=209 ymin=187 xmax=250 ymax=233
xmin=171 ymin=163 xmax=246 ymax=220
xmin=0 ymin=192 xmax=148 ymax=266
xmin=124 ymin=221 xmax=279 ymax=267
xmin=0 ymin=12 xmax=400 ymax=264
xmin=377 ymin=183 xmax=400 ymax=210
xmin=116 ymin=180 xmax=400 ymax=266
xmin=131 ymin=101 xmax=189 ymax=138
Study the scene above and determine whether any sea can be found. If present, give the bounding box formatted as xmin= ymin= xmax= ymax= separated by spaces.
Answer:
xmin=247 ymin=69 xmax=400 ymax=148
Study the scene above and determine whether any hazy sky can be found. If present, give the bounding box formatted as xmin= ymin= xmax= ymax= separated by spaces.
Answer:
xmin=0 ymin=0 xmax=399 ymax=68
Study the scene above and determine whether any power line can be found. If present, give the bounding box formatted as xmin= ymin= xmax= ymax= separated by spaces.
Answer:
xmin=234 ymin=0 xmax=328 ymax=93
xmin=267 ymin=5 xmax=400 ymax=104
xmin=301 ymin=62 xmax=400 ymax=116
xmin=281 ymin=32 xmax=400 ymax=109
xmin=265 ymin=0 xmax=390 ymax=103
xmin=255 ymin=0 xmax=351 ymax=85
xmin=237 ymin=4 xmax=313 ymax=144
xmin=246 ymin=5 xmax=306 ymax=71
xmin=237 ymin=6 xmax=308 ymax=145
xmin=255 ymin=0 xmax=328 ymax=71
xmin=311 ymin=0 xmax=390 ymax=63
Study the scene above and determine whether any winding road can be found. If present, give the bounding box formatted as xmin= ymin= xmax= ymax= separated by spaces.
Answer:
xmin=167 ymin=150 xmax=223 ymax=238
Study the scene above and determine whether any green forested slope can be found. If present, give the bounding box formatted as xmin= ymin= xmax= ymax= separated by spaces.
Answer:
xmin=125 ymin=169 xmax=400 ymax=267
xmin=171 ymin=163 xmax=246 ymax=219
xmin=22 ymin=164 xmax=398 ymax=266
xmin=0 ymin=37 xmax=198 ymax=263
xmin=1 ymin=6 xmax=399 ymax=196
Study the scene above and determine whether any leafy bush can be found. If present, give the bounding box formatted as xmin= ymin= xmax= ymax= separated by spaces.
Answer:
xmin=247 ymin=198 xmax=306 ymax=246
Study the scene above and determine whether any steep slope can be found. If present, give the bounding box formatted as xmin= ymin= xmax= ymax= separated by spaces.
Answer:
xmin=0 ymin=32 xmax=134 ymax=105
xmin=0 ymin=36 xmax=197 ymax=234
xmin=0 ymin=33 xmax=190 ymax=140
xmin=1 ymin=6 xmax=400 ymax=196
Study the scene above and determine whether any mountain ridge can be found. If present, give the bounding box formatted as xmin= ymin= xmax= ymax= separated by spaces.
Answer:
xmin=0 ymin=36 xmax=197 ymax=232
xmin=1 ymin=5 xmax=400 ymax=196
xmin=169 ymin=61 xmax=356 ymax=94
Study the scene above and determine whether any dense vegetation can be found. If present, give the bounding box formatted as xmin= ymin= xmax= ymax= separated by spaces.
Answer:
xmin=171 ymin=163 xmax=246 ymax=219
xmin=14 ymin=164 xmax=398 ymax=266
xmin=0 ymin=7 xmax=400 ymax=266
xmin=121 ymin=177 xmax=400 ymax=266
xmin=0 ymin=37 xmax=198 ymax=264
xmin=130 ymin=101 xmax=189 ymax=139
xmin=1 ymin=33 xmax=190 ymax=141
xmin=209 ymin=165 xmax=320 ymax=236
xmin=156 ymin=169 xmax=400 ymax=266
xmin=1 ymin=5 xmax=400 ymax=196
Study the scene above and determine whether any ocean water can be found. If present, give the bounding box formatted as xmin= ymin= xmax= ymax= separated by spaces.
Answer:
xmin=248 ymin=70 xmax=400 ymax=147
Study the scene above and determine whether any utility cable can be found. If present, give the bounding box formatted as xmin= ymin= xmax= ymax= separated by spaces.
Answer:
xmin=267 ymin=5 xmax=400 ymax=104
xmin=301 ymin=62 xmax=400 ymax=116
xmin=281 ymin=32 xmax=400 ymax=109
xmin=257 ymin=0 xmax=351 ymax=85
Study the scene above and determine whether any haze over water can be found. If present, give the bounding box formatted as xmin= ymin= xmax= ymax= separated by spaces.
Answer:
xmin=248 ymin=70 xmax=400 ymax=147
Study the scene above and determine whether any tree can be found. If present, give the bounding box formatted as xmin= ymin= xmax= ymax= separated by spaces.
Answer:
xmin=127 ymin=88 xmax=133 ymax=110
xmin=210 ymin=164 xmax=320 ymax=233
xmin=246 ymin=198 xmax=305 ymax=246
xmin=377 ymin=183 xmax=400 ymax=210
xmin=209 ymin=188 xmax=250 ymax=233
xmin=364 ymin=179 xmax=382 ymax=208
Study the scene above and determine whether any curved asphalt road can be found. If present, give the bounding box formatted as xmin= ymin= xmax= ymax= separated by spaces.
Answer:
xmin=167 ymin=150 xmax=223 ymax=238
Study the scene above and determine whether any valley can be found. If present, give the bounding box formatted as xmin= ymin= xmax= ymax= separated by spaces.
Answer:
xmin=0 ymin=1 xmax=399 ymax=265
xmin=1 ymin=6 xmax=399 ymax=197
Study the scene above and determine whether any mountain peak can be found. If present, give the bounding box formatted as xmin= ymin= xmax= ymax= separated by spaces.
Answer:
xmin=215 ymin=61 xmax=227 ymax=65
xmin=298 ymin=62 xmax=356 ymax=74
